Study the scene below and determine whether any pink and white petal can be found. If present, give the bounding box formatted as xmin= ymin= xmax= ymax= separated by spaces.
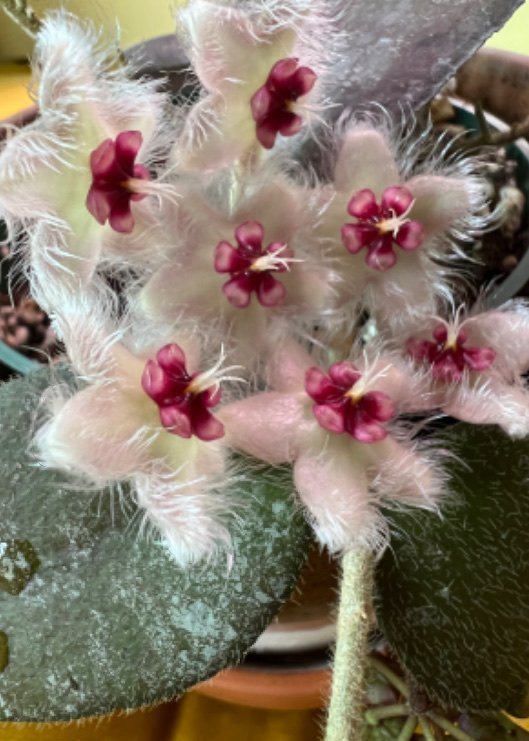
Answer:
xmin=180 ymin=0 xmax=297 ymax=93
xmin=135 ymin=467 xmax=231 ymax=566
xmin=234 ymin=179 xmax=303 ymax=243
xmin=36 ymin=385 xmax=151 ymax=483
xmin=407 ymin=175 xmax=473 ymax=241
xmin=175 ymin=97 xmax=257 ymax=172
xmin=140 ymin=264 xmax=223 ymax=323
xmin=220 ymin=392 xmax=311 ymax=464
xmin=443 ymin=380 xmax=529 ymax=439
xmin=464 ymin=304 xmax=529 ymax=378
xmin=293 ymin=435 xmax=385 ymax=553
xmin=369 ymin=437 xmax=444 ymax=510
xmin=364 ymin=356 xmax=433 ymax=414
xmin=365 ymin=251 xmax=439 ymax=330
xmin=334 ymin=129 xmax=399 ymax=196
xmin=281 ymin=263 xmax=334 ymax=312
xmin=265 ymin=337 xmax=312 ymax=393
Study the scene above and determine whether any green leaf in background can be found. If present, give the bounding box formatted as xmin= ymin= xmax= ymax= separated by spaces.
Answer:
xmin=375 ymin=423 xmax=529 ymax=714
xmin=0 ymin=366 xmax=309 ymax=722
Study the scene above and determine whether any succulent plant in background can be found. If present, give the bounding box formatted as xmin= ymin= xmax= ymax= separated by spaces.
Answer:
xmin=1 ymin=1 xmax=529 ymax=739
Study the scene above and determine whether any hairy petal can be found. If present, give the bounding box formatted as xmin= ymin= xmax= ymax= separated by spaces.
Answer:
xmin=334 ymin=128 xmax=400 ymax=195
xmin=443 ymin=380 xmax=529 ymax=439
xmin=35 ymin=385 xmax=152 ymax=482
xmin=220 ymin=392 xmax=312 ymax=464
xmin=293 ymin=436 xmax=386 ymax=553
xmin=408 ymin=175 xmax=475 ymax=239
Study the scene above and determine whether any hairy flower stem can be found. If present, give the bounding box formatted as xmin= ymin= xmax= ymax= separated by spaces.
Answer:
xmin=324 ymin=547 xmax=373 ymax=741
xmin=0 ymin=0 xmax=41 ymax=36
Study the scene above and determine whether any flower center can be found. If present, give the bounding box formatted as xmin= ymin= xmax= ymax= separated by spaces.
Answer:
xmin=305 ymin=361 xmax=395 ymax=443
xmin=406 ymin=323 xmax=496 ymax=382
xmin=250 ymin=57 xmax=317 ymax=150
xmin=376 ymin=200 xmax=415 ymax=236
xmin=214 ymin=221 xmax=299 ymax=309
xmin=86 ymin=130 xmax=150 ymax=234
xmin=341 ymin=185 xmax=424 ymax=272
xmin=141 ymin=343 xmax=237 ymax=441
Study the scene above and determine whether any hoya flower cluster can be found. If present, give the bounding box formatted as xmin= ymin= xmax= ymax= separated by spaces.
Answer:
xmin=2 ymin=5 xmax=529 ymax=565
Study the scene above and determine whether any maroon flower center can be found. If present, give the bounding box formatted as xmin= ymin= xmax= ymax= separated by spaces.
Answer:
xmin=406 ymin=324 xmax=496 ymax=382
xmin=214 ymin=220 xmax=294 ymax=309
xmin=305 ymin=361 xmax=395 ymax=443
xmin=250 ymin=57 xmax=317 ymax=149
xmin=341 ymin=186 xmax=425 ymax=271
xmin=141 ymin=343 xmax=225 ymax=441
xmin=86 ymin=130 xmax=150 ymax=234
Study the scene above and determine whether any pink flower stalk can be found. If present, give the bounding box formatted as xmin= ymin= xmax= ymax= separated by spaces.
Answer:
xmin=341 ymin=186 xmax=424 ymax=271
xmin=220 ymin=340 xmax=441 ymax=553
xmin=316 ymin=126 xmax=483 ymax=328
xmin=142 ymin=343 xmax=225 ymax=441
xmin=250 ymin=58 xmax=317 ymax=149
xmin=403 ymin=303 xmax=529 ymax=438
xmin=305 ymin=362 xmax=395 ymax=441
xmin=407 ymin=323 xmax=496 ymax=382
xmin=174 ymin=1 xmax=325 ymax=170
xmin=214 ymin=221 xmax=295 ymax=308
xmin=139 ymin=179 xmax=331 ymax=362
xmin=86 ymin=131 xmax=151 ymax=234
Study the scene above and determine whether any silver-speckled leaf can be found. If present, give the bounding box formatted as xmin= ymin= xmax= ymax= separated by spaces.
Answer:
xmin=331 ymin=0 xmax=523 ymax=112
xmin=0 ymin=367 xmax=309 ymax=722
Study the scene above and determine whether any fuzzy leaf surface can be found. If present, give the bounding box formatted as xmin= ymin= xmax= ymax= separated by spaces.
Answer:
xmin=332 ymin=0 xmax=523 ymax=112
xmin=375 ymin=423 xmax=529 ymax=712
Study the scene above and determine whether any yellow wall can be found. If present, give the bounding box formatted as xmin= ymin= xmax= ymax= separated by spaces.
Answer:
xmin=0 ymin=0 xmax=527 ymax=62
xmin=488 ymin=1 xmax=529 ymax=55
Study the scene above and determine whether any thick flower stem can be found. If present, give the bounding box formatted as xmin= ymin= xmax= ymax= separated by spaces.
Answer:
xmin=324 ymin=547 xmax=373 ymax=741
xmin=0 ymin=0 xmax=41 ymax=36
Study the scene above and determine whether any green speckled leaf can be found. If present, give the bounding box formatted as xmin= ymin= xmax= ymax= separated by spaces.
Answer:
xmin=0 ymin=367 xmax=309 ymax=722
xmin=375 ymin=423 xmax=529 ymax=713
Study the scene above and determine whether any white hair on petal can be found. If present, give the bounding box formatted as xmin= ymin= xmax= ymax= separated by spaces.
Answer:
xmin=0 ymin=10 xmax=175 ymax=302
xmin=134 ymin=464 xmax=234 ymax=565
